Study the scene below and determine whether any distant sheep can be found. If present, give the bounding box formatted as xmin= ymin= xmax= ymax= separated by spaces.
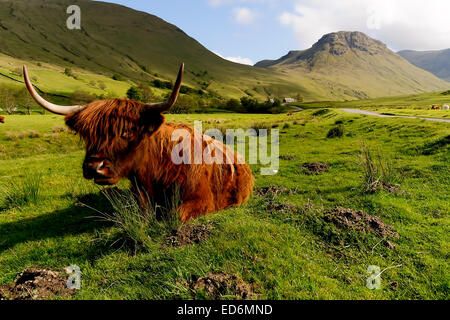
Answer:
xmin=443 ymin=105 xmax=450 ymax=110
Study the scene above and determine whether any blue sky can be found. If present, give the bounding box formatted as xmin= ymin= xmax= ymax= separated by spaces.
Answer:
xmin=98 ymin=0 xmax=450 ymax=65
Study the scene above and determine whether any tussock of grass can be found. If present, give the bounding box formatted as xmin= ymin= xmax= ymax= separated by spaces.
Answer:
xmin=0 ymin=174 xmax=43 ymax=210
xmin=421 ymin=135 xmax=450 ymax=155
xmin=359 ymin=142 xmax=402 ymax=192
xmin=85 ymin=186 xmax=182 ymax=250
xmin=5 ymin=130 xmax=41 ymax=140
xmin=327 ymin=125 xmax=344 ymax=138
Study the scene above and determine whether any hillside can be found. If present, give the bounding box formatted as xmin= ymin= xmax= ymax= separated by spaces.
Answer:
xmin=0 ymin=0 xmax=302 ymax=100
xmin=0 ymin=2 xmax=448 ymax=101
xmin=255 ymin=32 xmax=449 ymax=100
xmin=398 ymin=49 xmax=450 ymax=81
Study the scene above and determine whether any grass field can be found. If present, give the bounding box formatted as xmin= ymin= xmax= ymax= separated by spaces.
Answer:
xmin=0 ymin=109 xmax=448 ymax=299
xmin=298 ymin=90 xmax=450 ymax=110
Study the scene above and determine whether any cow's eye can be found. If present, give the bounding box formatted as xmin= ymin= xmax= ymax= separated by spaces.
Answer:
xmin=121 ymin=130 xmax=133 ymax=139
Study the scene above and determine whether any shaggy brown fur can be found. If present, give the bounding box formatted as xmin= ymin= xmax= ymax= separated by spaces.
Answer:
xmin=65 ymin=99 xmax=254 ymax=222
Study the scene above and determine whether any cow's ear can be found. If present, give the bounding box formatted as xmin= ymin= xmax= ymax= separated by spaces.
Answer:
xmin=139 ymin=109 xmax=165 ymax=134
xmin=65 ymin=113 xmax=80 ymax=132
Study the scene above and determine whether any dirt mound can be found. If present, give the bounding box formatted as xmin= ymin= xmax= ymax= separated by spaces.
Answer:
xmin=325 ymin=206 xmax=399 ymax=239
xmin=366 ymin=180 xmax=405 ymax=194
xmin=267 ymin=202 xmax=298 ymax=214
xmin=168 ymin=224 xmax=213 ymax=247
xmin=0 ymin=267 xmax=74 ymax=300
xmin=189 ymin=273 xmax=254 ymax=300
xmin=255 ymin=186 xmax=293 ymax=197
xmin=280 ymin=154 xmax=297 ymax=160
xmin=301 ymin=162 xmax=329 ymax=174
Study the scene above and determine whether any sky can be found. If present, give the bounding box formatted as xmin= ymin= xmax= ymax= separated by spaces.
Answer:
xmin=98 ymin=0 xmax=450 ymax=66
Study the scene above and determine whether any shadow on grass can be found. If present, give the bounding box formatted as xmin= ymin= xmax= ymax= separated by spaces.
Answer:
xmin=0 ymin=193 xmax=112 ymax=253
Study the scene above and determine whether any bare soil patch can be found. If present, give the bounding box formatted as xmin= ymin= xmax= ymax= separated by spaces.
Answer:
xmin=280 ymin=154 xmax=297 ymax=160
xmin=167 ymin=224 xmax=213 ymax=247
xmin=366 ymin=180 xmax=405 ymax=194
xmin=188 ymin=273 xmax=254 ymax=300
xmin=301 ymin=162 xmax=329 ymax=174
xmin=324 ymin=206 xmax=399 ymax=239
xmin=267 ymin=202 xmax=298 ymax=214
xmin=255 ymin=186 xmax=294 ymax=197
xmin=0 ymin=267 xmax=74 ymax=300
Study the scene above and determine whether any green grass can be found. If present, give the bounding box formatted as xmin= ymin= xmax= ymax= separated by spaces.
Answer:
xmin=0 ymin=53 xmax=133 ymax=98
xmin=0 ymin=110 xmax=448 ymax=299
xmin=297 ymin=90 xmax=450 ymax=110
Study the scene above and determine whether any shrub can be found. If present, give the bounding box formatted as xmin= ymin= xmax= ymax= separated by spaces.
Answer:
xmin=112 ymin=74 xmax=123 ymax=81
xmin=224 ymin=98 xmax=241 ymax=112
xmin=152 ymin=79 xmax=173 ymax=89
xmin=126 ymin=86 xmax=142 ymax=101
xmin=313 ymin=109 xmax=330 ymax=116
xmin=327 ymin=126 xmax=344 ymax=138
xmin=64 ymin=68 xmax=74 ymax=78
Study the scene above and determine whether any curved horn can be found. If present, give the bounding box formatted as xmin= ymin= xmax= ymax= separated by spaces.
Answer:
xmin=23 ymin=65 xmax=85 ymax=115
xmin=145 ymin=63 xmax=184 ymax=112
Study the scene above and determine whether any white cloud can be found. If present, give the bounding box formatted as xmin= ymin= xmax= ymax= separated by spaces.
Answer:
xmin=233 ymin=7 xmax=257 ymax=24
xmin=214 ymin=51 xmax=254 ymax=65
xmin=279 ymin=0 xmax=450 ymax=51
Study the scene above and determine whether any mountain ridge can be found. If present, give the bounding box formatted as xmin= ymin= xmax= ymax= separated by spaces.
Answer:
xmin=255 ymin=31 xmax=448 ymax=99
xmin=398 ymin=49 xmax=450 ymax=81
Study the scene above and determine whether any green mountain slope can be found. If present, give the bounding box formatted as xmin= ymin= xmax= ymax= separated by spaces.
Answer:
xmin=398 ymin=49 xmax=450 ymax=82
xmin=255 ymin=32 xmax=449 ymax=100
xmin=0 ymin=2 xmax=447 ymax=101
xmin=0 ymin=0 xmax=304 ymax=100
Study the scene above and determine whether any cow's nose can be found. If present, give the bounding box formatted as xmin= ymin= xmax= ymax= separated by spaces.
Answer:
xmin=83 ymin=161 xmax=106 ymax=178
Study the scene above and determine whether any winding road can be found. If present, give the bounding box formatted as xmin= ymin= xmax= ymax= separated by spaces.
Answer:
xmin=339 ymin=108 xmax=450 ymax=123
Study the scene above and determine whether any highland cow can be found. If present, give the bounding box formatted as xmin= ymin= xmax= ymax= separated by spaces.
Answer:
xmin=23 ymin=64 xmax=254 ymax=222
xmin=0 ymin=116 xmax=4 ymax=123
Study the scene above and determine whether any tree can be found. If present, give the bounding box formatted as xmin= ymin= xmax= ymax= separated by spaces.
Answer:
xmin=126 ymin=86 xmax=142 ymax=101
xmin=2 ymin=88 xmax=16 ymax=115
xmin=240 ymin=97 xmax=260 ymax=113
xmin=170 ymin=95 xmax=194 ymax=114
xmin=225 ymin=98 xmax=241 ymax=112
xmin=112 ymin=74 xmax=123 ymax=81
xmin=15 ymin=88 xmax=36 ymax=115
xmin=64 ymin=68 xmax=73 ymax=77
xmin=295 ymin=93 xmax=303 ymax=103
xmin=137 ymin=83 xmax=156 ymax=103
